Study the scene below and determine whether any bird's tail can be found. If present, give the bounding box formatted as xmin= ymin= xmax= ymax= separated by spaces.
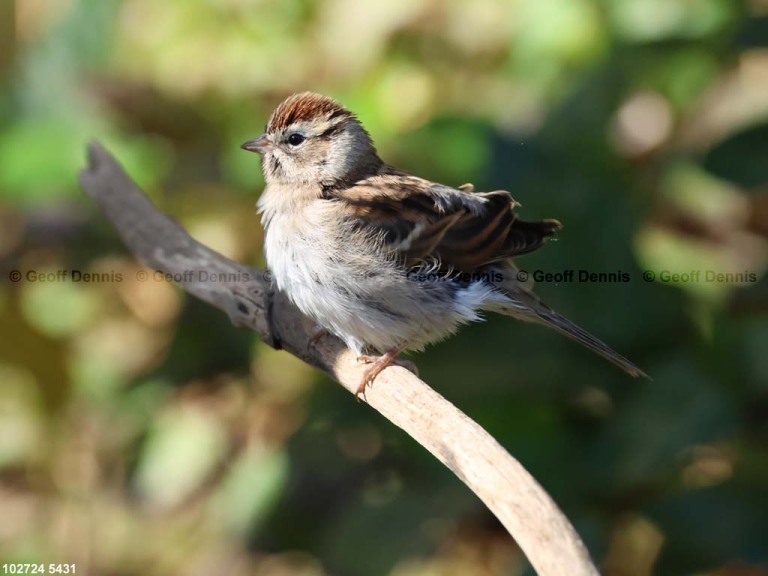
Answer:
xmin=487 ymin=285 xmax=648 ymax=378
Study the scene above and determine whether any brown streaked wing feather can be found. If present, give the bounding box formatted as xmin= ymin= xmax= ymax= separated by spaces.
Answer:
xmin=331 ymin=168 xmax=561 ymax=271
xmin=407 ymin=211 xmax=468 ymax=259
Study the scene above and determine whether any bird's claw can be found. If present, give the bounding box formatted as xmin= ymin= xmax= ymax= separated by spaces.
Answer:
xmin=353 ymin=350 xmax=416 ymax=401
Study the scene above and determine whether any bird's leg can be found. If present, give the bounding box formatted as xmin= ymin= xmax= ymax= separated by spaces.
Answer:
xmin=307 ymin=325 xmax=329 ymax=348
xmin=355 ymin=347 xmax=417 ymax=400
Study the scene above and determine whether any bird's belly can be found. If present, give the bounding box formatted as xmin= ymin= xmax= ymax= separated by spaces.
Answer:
xmin=263 ymin=216 xmax=491 ymax=354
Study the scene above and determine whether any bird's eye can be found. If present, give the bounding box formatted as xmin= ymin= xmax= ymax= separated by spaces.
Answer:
xmin=287 ymin=133 xmax=306 ymax=147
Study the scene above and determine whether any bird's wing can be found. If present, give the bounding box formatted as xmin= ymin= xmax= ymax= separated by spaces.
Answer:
xmin=327 ymin=169 xmax=562 ymax=271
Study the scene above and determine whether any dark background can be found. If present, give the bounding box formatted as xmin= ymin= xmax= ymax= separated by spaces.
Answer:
xmin=1 ymin=1 xmax=767 ymax=575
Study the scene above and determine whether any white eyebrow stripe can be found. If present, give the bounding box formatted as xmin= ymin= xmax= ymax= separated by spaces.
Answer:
xmin=280 ymin=119 xmax=344 ymax=140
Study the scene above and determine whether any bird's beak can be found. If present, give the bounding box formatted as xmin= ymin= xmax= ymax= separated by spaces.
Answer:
xmin=241 ymin=134 xmax=274 ymax=155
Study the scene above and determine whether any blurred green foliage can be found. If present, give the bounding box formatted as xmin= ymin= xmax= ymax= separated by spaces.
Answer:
xmin=1 ymin=1 xmax=768 ymax=575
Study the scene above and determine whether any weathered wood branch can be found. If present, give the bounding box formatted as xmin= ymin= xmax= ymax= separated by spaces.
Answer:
xmin=79 ymin=141 xmax=600 ymax=576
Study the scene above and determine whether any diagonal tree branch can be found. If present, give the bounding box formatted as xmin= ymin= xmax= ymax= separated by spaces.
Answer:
xmin=79 ymin=141 xmax=600 ymax=576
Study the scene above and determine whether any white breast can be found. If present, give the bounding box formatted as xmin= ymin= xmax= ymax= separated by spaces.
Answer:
xmin=261 ymin=196 xmax=381 ymax=353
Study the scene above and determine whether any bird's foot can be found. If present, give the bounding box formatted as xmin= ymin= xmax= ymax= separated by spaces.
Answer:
xmin=355 ymin=349 xmax=417 ymax=401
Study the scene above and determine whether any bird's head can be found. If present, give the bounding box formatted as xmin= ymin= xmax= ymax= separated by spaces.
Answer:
xmin=242 ymin=92 xmax=382 ymax=187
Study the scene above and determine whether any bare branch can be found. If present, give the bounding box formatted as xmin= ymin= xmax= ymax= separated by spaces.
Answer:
xmin=79 ymin=141 xmax=600 ymax=576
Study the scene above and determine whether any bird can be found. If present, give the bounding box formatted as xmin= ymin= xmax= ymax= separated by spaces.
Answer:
xmin=242 ymin=92 xmax=646 ymax=398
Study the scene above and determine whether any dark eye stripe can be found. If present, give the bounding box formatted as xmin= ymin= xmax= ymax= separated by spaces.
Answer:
xmin=319 ymin=124 xmax=341 ymax=139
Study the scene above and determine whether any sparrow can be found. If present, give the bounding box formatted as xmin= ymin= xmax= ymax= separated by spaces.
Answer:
xmin=242 ymin=92 xmax=646 ymax=398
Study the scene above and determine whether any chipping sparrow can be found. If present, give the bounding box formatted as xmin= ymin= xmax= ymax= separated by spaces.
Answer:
xmin=242 ymin=92 xmax=646 ymax=397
